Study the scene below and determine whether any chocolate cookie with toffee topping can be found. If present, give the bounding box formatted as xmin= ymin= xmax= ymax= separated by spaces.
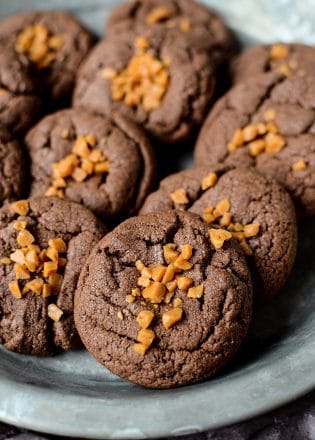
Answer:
xmin=140 ymin=166 xmax=297 ymax=302
xmin=232 ymin=43 xmax=315 ymax=84
xmin=25 ymin=109 xmax=156 ymax=223
xmin=73 ymin=29 xmax=215 ymax=143
xmin=74 ymin=210 xmax=252 ymax=388
xmin=0 ymin=11 xmax=94 ymax=103
xmin=0 ymin=197 xmax=105 ymax=355
xmin=107 ymin=0 xmax=237 ymax=67
xmin=195 ymin=71 xmax=315 ymax=216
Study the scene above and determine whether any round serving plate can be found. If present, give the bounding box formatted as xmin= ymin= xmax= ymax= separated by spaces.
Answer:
xmin=0 ymin=0 xmax=315 ymax=438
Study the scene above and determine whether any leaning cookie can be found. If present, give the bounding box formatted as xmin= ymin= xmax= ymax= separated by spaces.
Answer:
xmin=0 ymin=48 xmax=42 ymax=133
xmin=73 ymin=30 xmax=215 ymax=144
xmin=195 ymin=71 xmax=315 ymax=217
xmin=25 ymin=109 xmax=156 ymax=223
xmin=140 ymin=167 xmax=297 ymax=302
xmin=74 ymin=210 xmax=252 ymax=388
xmin=232 ymin=43 xmax=315 ymax=84
xmin=0 ymin=11 xmax=94 ymax=103
xmin=0 ymin=197 xmax=106 ymax=355
xmin=107 ymin=0 xmax=237 ymax=66
xmin=0 ymin=126 xmax=26 ymax=204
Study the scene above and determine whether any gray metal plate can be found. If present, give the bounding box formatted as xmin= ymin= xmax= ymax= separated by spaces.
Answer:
xmin=0 ymin=1 xmax=314 ymax=438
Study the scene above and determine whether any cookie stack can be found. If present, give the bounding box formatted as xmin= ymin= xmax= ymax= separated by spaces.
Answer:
xmin=0 ymin=0 xmax=311 ymax=390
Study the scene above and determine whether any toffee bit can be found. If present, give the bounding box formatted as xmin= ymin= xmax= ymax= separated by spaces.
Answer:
xmin=136 ymin=310 xmax=154 ymax=329
xmin=292 ymin=159 xmax=307 ymax=171
xmin=146 ymin=6 xmax=172 ymax=24
xmin=201 ymin=172 xmax=217 ymax=191
xmin=170 ymin=188 xmax=189 ymax=205
xmin=47 ymin=303 xmax=63 ymax=322
xmin=187 ymin=284 xmax=204 ymax=299
xmin=162 ymin=307 xmax=183 ymax=329
xmin=11 ymin=200 xmax=29 ymax=216
xmin=209 ymin=228 xmax=232 ymax=249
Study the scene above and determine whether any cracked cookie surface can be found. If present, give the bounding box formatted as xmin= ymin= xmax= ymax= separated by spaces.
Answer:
xmin=195 ymin=72 xmax=315 ymax=216
xmin=232 ymin=43 xmax=315 ymax=84
xmin=0 ymin=196 xmax=106 ymax=355
xmin=0 ymin=11 xmax=94 ymax=103
xmin=74 ymin=210 xmax=252 ymax=388
xmin=141 ymin=167 xmax=297 ymax=301
xmin=73 ymin=29 xmax=215 ymax=144
xmin=25 ymin=109 xmax=156 ymax=223
xmin=0 ymin=127 xmax=26 ymax=205
xmin=107 ymin=0 xmax=237 ymax=66
xmin=0 ymin=49 xmax=41 ymax=134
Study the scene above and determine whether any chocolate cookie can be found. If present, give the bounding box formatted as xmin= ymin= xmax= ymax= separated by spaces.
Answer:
xmin=232 ymin=43 xmax=315 ymax=84
xmin=0 ymin=197 xmax=105 ymax=355
xmin=141 ymin=166 xmax=297 ymax=301
xmin=25 ymin=109 xmax=156 ymax=222
xmin=107 ymin=0 xmax=237 ymax=66
xmin=74 ymin=210 xmax=252 ymax=388
xmin=0 ymin=127 xmax=26 ymax=205
xmin=0 ymin=11 xmax=94 ymax=103
xmin=73 ymin=29 xmax=215 ymax=143
xmin=195 ymin=71 xmax=315 ymax=216
xmin=0 ymin=48 xmax=41 ymax=133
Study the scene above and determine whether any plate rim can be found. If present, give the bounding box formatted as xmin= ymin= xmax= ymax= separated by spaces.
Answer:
xmin=0 ymin=336 xmax=314 ymax=439
xmin=0 ymin=1 xmax=315 ymax=438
